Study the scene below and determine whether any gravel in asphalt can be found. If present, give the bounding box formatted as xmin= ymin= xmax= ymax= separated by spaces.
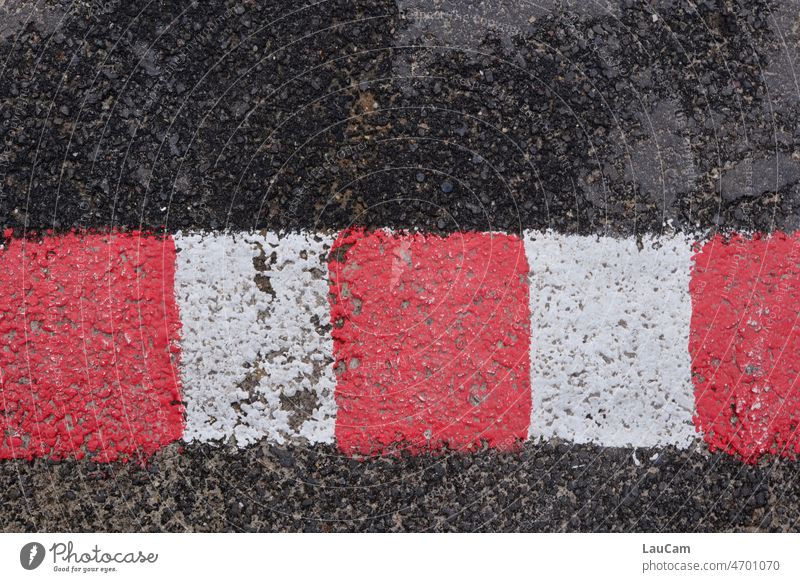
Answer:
xmin=1 ymin=441 xmax=797 ymax=532
xmin=3 ymin=0 xmax=800 ymax=532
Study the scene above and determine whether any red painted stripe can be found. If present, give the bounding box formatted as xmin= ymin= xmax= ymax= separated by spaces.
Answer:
xmin=0 ymin=232 xmax=183 ymax=462
xmin=690 ymin=232 xmax=800 ymax=462
xmin=329 ymin=229 xmax=531 ymax=457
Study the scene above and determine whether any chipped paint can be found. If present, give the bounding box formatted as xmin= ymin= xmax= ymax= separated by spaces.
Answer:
xmin=329 ymin=229 xmax=532 ymax=456
xmin=691 ymin=232 xmax=800 ymax=462
xmin=8 ymin=227 xmax=800 ymax=464
xmin=525 ymin=231 xmax=696 ymax=449
xmin=175 ymin=232 xmax=336 ymax=446
xmin=0 ymin=232 xmax=183 ymax=462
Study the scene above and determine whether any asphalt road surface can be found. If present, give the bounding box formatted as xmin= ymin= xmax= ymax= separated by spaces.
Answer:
xmin=2 ymin=0 xmax=800 ymax=532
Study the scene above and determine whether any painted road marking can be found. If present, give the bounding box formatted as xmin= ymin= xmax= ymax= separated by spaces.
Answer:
xmin=4 ymin=229 xmax=800 ymax=462
xmin=0 ymin=232 xmax=183 ymax=462
xmin=525 ymin=232 xmax=696 ymax=449
xmin=175 ymin=232 xmax=336 ymax=446
xmin=328 ymin=229 xmax=531 ymax=456
xmin=691 ymin=232 xmax=800 ymax=461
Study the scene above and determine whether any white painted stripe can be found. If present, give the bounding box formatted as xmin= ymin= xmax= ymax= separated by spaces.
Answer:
xmin=173 ymin=229 xmax=699 ymax=452
xmin=174 ymin=231 xmax=336 ymax=446
xmin=524 ymin=231 xmax=696 ymax=449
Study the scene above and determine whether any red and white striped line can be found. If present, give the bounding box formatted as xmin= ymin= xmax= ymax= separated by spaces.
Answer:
xmin=1 ymin=228 xmax=798 ymax=463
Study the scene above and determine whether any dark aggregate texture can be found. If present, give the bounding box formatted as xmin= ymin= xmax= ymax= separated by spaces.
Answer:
xmin=1 ymin=0 xmax=799 ymax=237
xmin=3 ymin=0 xmax=800 ymax=532
xmin=1 ymin=441 xmax=798 ymax=532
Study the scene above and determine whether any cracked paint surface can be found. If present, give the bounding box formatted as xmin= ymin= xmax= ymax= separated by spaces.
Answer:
xmin=0 ymin=232 xmax=183 ymax=462
xmin=329 ymin=229 xmax=532 ymax=456
xmin=525 ymin=232 xmax=695 ymax=448
xmin=690 ymin=232 xmax=800 ymax=462
xmin=175 ymin=232 xmax=336 ymax=445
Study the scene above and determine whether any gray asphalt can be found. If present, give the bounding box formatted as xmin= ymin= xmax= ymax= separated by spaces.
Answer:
xmin=2 ymin=0 xmax=800 ymax=532
xmin=2 ymin=441 xmax=797 ymax=532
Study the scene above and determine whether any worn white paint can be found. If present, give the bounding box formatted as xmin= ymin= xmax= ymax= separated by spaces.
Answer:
xmin=173 ymin=229 xmax=699 ymax=451
xmin=524 ymin=231 xmax=696 ymax=449
xmin=174 ymin=231 xmax=336 ymax=446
